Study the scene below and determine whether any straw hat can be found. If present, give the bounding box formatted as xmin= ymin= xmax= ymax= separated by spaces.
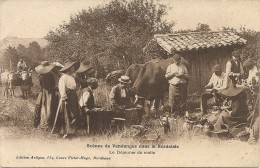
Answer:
xmin=76 ymin=61 xmax=94 ymax=73
xmin=59 ymin=60 xmax=80 ymax=72
xmin=35 ymin=61 xmax=56 ymax=74
xmin=118 ymin=75 xmax=131 ymax=84
xmin=218 ymin=77 xmax=247 ymax=97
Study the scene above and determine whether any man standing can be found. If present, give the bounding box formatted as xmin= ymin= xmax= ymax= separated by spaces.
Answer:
xmin=226 ymin=51 xmax=244 ymax=84
xmin=17 ymin=59 xmax=27 ymax=71
xmin=165 ymin=54 xmax=189 ymax=118
xmin=201 ymin=64 xmax=227 ymax=114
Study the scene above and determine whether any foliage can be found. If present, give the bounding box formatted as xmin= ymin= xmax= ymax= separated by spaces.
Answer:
xmin=174 ymin=23 xmax=211 ymax=34
xmin=0 ymin=41 xmax=44 ymax=70
xmin=195 ymin=23 xmax=211 ymax=32
xmin=44 ymin=0 xmax=174 ymax=78
xmin=1 ymin=46 xmax=19 ymax=69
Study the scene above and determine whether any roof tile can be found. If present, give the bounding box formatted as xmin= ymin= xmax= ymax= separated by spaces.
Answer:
xmin=147 ymin=31 xmax=247 ymax=53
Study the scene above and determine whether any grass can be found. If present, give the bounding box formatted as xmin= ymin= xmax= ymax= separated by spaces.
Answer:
xmin=0 ymin=74 xmax=240 ymax=141
xmin=0 ymin=73 xmax=258 ymax=153
xmin=0 ymin=81 xmax=259 ymax=167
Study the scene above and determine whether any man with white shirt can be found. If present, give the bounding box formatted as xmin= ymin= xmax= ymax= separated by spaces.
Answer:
xmin=226 ymin=51 xmax=244 ymax=84
xmin=165 ymin=54 xmax=189 ymax=118
xmin=243 ymin=58 xmax=259 ymax=86
xmin=78 ymin=78 xmax=98 ymax=112
xmin=201 ymin=64 xmax=227 ymax=114
xmin=17 ymin=59 xmax=27 ymax=71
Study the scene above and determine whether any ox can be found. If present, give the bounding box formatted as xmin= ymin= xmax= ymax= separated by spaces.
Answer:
xmin=130 ymin=57 xmax=189 ymax=116
xmin=0 ymin=70 xmax=19 ymax=98
xmin=20 ymin=71 xmax=32 ymax=99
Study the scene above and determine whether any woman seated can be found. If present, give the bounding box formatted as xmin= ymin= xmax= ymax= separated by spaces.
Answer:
xmin=214 ymin=79 xmax=249 ymax=130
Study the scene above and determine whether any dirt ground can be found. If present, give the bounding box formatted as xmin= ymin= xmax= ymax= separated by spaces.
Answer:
xmin=0 ymin=83 xmax=259 ymax=167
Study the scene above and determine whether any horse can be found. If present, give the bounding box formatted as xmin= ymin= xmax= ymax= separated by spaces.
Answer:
xmin=20 ymin=71 xmax=32 ymax=99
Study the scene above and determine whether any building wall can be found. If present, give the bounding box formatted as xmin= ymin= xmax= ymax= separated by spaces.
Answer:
xmin=181 ymin=47 xmax=234 ymax=94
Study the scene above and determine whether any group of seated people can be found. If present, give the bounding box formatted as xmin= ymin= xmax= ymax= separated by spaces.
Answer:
xmin=199 ymin=51 xmax=259 ymax=143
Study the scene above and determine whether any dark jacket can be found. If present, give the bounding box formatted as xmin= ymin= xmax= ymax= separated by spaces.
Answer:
xmin=109 ymin=84 xmax=130 ymax=107
xmin=39 ymin=73 xmax=56 ymax=91
xmin=229 ymin=59 xmax=242 ymax=73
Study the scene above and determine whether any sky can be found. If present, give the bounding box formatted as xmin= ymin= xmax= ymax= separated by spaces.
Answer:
xmin=0 ymin=0 xmax=259 ymax=39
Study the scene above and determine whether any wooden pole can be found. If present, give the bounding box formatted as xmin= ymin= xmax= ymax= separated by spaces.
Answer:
xmin=9 ymin=59 xmax=12 ymax=70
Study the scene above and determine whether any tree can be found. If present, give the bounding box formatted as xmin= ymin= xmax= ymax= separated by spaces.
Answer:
xmin=1 ymin=46 xmax=19 ymax=69
xmin=222 ymin=26 xmax=257 ymax=62
xmin=195 ymin=23 xmax=211 ymax=32
xmin=45 ymin=0 xmax=174 ymax=78
xmin=27 ymin=41 xmax=42 ymax=62
xmin=16 ymin=44 xmax=27 ymax=58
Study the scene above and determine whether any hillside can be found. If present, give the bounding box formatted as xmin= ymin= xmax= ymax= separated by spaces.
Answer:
xmin=0 ymin=37 xmax=48 ymax=50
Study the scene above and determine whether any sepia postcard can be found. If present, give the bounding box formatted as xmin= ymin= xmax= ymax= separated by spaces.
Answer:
xmin=0 ymin=0 xmax=259 ymax=167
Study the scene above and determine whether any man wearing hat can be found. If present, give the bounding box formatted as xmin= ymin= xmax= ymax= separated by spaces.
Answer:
xmin=110 ymin=75 xmax=132 ymax=117
xmin=165 ymin=54 xmax=189 ymax=118
xmin=52 ymin=59 xmax=80 ymax=139
xmin=226 ymin=50 xmax=244 ymax=84
xmin=34 ymin=61 xmax=59 ymax=130
xmin=201 ymin=64 xmax=227 ymax=114
xmin=17 ymin=59 xmax=27 ymax=71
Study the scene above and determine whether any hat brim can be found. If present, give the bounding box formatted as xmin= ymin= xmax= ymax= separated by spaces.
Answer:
xmin=35 ymin=63 xmax=56 ymax=74
xmin=218 ymin=86 xmax=247 ymax=97
xmin=60 ymin=61 xmax=80 ymax=72
xmin=118 ymin=78 xmax=131 ymax=84
xmin=76 ymin=64 xmax=94 ymax=73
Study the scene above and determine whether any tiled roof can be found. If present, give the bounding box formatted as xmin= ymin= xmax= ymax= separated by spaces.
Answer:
xmin=144 ymin=31 xmax=247 ymax=53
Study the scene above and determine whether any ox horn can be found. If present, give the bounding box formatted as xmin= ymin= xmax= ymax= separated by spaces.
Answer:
xmin=134 ymin=95 xmax=144 ymax=104
xmin=134 ymin=95 xmax=139 ymax=104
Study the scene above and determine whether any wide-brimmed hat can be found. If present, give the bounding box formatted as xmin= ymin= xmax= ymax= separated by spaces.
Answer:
xmin=218 ymin=77 xmax=247 ymax=97
xmin=212 ymin=64 xmax=222 ymax=72
xmin=76 ymin=61 xmax=94 ymax=73
xmin=243 ymin=58 xmax=255 ymax=68
xmin=118 ymin=75 xmax=131 ymax=84
xmin=35 ymin=61 xmax=56 ymax=74
xmin=59 ymin=60 xmax=80 ymax=72
xmin=53 ymin=62 xmax=64 ymax=68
